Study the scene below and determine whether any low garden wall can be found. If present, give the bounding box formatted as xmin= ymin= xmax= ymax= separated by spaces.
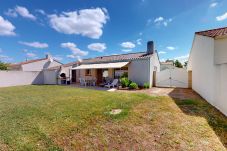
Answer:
xmin=0 ymin=71 xmax=44 ymax=87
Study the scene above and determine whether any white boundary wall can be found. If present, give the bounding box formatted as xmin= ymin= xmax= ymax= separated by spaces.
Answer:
xmin=0 ymin=71 xmax=44 ymax=87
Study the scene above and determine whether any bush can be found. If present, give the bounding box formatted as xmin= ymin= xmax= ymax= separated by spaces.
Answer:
xmin=129 ymin=82 xmax=138 ymax=89
xmin=143 ymin=82 xmax=149 ymax=89
xmin=120 ymin=77 xmax=131 ymax=88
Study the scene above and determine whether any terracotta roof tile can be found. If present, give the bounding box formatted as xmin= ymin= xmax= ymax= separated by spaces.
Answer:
xmin=196 ymin=27 xmax=227 ymax=38
xmin=46 ymin=52 xmax=152 ymax=70
xmin=81 ymin=52 xmax=149 ymax=64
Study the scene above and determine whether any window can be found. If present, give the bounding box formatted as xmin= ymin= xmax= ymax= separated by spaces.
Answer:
xmin=85 ymin=69 xmax=91 ymax=76
xmin=102 ymin=70 xmax=109 ymax=78
xmin=114 ymin=67 xmax=128 ymax=78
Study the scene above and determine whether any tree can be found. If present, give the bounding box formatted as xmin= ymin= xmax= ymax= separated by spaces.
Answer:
xmin=0 ymin=61 xmax=8 ymax=70
xmin=184 ymin=61 xmax=188 ymax=68
xmin=174 ymin=60 xmax=183 ymax=68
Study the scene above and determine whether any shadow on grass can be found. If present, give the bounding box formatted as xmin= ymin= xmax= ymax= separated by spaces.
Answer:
xmin=168 ymin=88 xmax=227 ymax=148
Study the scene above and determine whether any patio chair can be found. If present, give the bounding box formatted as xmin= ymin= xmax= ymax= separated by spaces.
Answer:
xmin=91 ymin=77 xmax=97 ymax=86
xmin=79 ymin=78 xmax=87 ymax=86
xmin=104 ymin=79 xmax=118 ymax=88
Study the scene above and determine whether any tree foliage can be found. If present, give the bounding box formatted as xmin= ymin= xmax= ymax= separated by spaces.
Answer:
xmin=0 ymin=61 xmax=8 ymax=70
xmin=174 ymin=60 xmax=183 ymax=68
xmin=184 ymin=61 xmax=188 ymax=68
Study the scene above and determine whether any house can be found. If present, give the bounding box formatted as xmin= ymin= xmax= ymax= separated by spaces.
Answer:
xmin=188 ymin=27 xmax=227 ymax=116
xmin=8 ymin=54 xmax=62 ymax=71
xmin=48 ymin=41 xmax=160 ymax=87
xmin=160 ymin=60 xmax=174 ymax=71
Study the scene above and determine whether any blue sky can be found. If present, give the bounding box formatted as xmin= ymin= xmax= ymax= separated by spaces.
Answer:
xmin=0 ymin=0 xmax=227 ymax=64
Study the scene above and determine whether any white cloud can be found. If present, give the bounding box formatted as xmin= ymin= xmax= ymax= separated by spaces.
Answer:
xmin=26 ymin=52 xmax=37 ymax=58
xmin=158 ymin=51 xmax=166 ymax=54
xmin=88 ymin=43 xmax=106 ymax=52
xmin=6 ymin=6 xmax=36 ymax=20
xmin=146 ymin=19 xmax=152 ymax=26
xmin=22 ymin=49 xmax=28 ymax=53
xmin=67 ymin=55 xmax=82 ymax=62
xmin=136 ymin=39 xmax=142 ymax=45
xmin=19 ymin=41 xmax=49 ymax=48
xmin=166 ymin=46 xmax=176 ymax=50
xmin=5 ymin=9 xmax=17 ymax=17
xmin=154 ymin=17 xmax=164 ymax=23
xmin=210 ymin=2 xmax=218 ymax=8
xmin=122 ymin=49 xmax=132 ymax=52
xmin=174 ymin=54 xmax=189 ymax=63
xmin=61 ymin=42 xmax=88 ymax=56
xmin=49 ymin=8 xmax=109 ymax=39
xmin=216 ymin=12 xmax=227 ymax=21
xmin=53 ymin=56 xmax=63 ymax=61
xmin=0 ymin=16 xmax=16 ymax=36
xmin=0 ymin=54 xmax=13 ymax=62
xmin=120 ymin=42 xmax=136 ymax=49
xmin=36 ymin=9 xmax=46 ymax=15
xmin=0 ymin=48 xmax=2 ymax=53
xmin=139 ymin=32 xmax=143 ymax=36
xmin=153 ymin=17 xmax=172 ymax=27
xmin=160 ymin=58 xmax=166 ymax=62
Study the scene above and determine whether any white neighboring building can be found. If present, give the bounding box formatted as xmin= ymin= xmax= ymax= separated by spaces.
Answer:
xmin=160 ymin=60 xmax=174 ymax=71
xmin=9 ymin=55 xmax=62 ymax=71
xmin=188 ymin=27 xmax=227 ymax=116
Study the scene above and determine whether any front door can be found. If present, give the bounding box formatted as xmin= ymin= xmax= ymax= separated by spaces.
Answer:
xmin=97 ymin=69 xmax=103 ymax=84
xmin=72 ymin=70 xmax=76 ymax=83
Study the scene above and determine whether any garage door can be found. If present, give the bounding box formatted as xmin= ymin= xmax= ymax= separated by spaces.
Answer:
xmin=156 ymin=68 xmax=188 ymax=88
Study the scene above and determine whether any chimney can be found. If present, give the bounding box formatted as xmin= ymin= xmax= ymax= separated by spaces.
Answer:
xmin=46 ymin=54 xmax=51 ymax=59
xmin=147 ymin=41 xmax=154 ymax=55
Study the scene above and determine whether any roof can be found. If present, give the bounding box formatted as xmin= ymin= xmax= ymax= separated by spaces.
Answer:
xmin=47 ymin=52 xmax=153 ymax=71
xmin=9 ymin=58 xmax=47 ymax=69
xmin=9 ymin=57 xmax=63 ymax=69
xmin=81 ymin=52 xmax=150 ymax=64
xmin=196 ymin=27 xmax=227 ymax=38
xmin=47 ymin=61 xmax=79 ymax=70
xmin=161 ymin=62 xmax=174 ymax=65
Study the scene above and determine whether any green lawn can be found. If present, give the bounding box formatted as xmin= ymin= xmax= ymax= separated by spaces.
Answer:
xmin=0 ymin=85 xmax=226 ymax=150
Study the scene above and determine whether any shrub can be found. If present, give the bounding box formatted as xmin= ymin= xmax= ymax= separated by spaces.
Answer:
xmin=120 ymin=77 xmax=131 ymax=88
xmin=143 ymin=82 xmax=149 ymax=89
xmin=129 ymin=82 xmax=138 ymax=89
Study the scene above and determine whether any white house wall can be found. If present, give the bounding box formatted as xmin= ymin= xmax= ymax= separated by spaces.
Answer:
xmin=22 ymin=60 xmax=62 ymax=71
xmin=43 ymin=70 xmax=58 ymax=85
xmin=128 ymin=58 xmax=151 ymax=86
xmin=152 ymin=52 xmax=161 ymax=72
xmin=214 ymin=38 xmax=227 ymax=64
xmin=215 ymin=64 xmax=227 ymax=115
xmin=190 ymin=35 xmax=216 ymax=105
xmin=189 ymin=34 xmax=227 ymax=116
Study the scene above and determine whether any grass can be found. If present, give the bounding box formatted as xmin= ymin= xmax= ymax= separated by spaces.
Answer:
xmin=0 ymin=85 xmax=226 ymax=150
